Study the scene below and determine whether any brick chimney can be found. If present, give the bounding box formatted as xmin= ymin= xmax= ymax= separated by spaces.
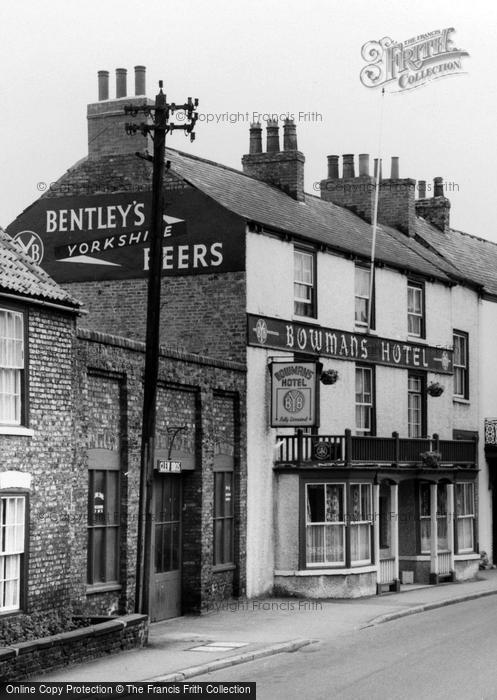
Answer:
xmin=320 ymin=153 xmax=375 ymax=222
xmin=320 ymin=154 xmax=416 ymax=235
xmin=415 ymin=177 xmax=451 ymax=233
xmin=378 ymin=157 xmax=416 ymax=237
xmin=88 ymin=66 xmax=153 ymax=159
xmin=241 ymin=119 xmax=305 ymax=201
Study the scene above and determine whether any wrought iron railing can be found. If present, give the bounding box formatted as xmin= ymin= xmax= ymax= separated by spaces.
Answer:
xmin=275 ymin=430 xmax=477 ymax=467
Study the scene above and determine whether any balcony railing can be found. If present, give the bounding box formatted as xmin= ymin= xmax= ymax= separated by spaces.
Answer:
xmin=275 ymin=430 xmax=477 ymax=467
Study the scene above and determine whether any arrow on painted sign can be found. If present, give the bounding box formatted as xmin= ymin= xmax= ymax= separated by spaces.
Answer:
xmin=54 ymin=215 xmax=187 ymax=265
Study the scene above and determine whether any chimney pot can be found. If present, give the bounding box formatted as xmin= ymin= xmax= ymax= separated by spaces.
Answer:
xmin=374 ymin=158 xmax=383 ymax=181
xmin=434 ymin=177 xmax=444 ymax=197
xmin=134 ymin=65 xmax=146 ymax=95
xmin=249 ymin=122 xmax=262 ymax=154
xmin=98 ymin=70 xmax=109 ymax=101
xmin=418 ymin=180 xmax=426 ymax=199
xmin=391 ymin=157 xmax=400 ymax=179
xmin=266 ymin=120 xmax=280 ymax=153
xmin=327 ymin=155 xmax=339 ymax=179
xmin=283 ymin=118 xmax=298 ymax=151
xmin=342 ymin=154 xmax=355 ymax=178
xmin=359 ymin=154 xmax=370 ymax=177
xmin=116 ymin=68 xmax=127 ymax=98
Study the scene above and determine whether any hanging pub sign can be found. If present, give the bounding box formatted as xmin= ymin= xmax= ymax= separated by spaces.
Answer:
xmin=249 ymin=314 xmax=453 ymax=374
xmin=270 ymin=361 xmax=320 ymax=428
xmin=6 ymin=186 xmax=245 ymax=283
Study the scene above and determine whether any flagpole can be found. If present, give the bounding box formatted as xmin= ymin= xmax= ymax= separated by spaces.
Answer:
xmin=367 ymin=87 xmax=385 ymax=334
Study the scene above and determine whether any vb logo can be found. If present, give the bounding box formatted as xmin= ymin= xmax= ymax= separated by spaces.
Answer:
xmin=13 ymin=231 xmax=44 ymax=264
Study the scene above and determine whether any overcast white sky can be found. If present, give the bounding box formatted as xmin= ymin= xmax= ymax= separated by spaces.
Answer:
xmin=1 ymin=0 xmax=496 ymax=240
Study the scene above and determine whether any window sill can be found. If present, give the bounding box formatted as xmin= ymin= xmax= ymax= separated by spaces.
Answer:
xmin=453 ymin=397 xmax=470 ymax=405
xmin=0 ymin=426 xmax=34 ymax=437
xmin=407 ymin=335 xmax=426 ymax=343
xmin=86 ymin=583 xmax=122 ymax=595
xmin=276 ymin=565 xmax=376 ymax=576
xmin=213 ymin=563 xmax=236 ymax=573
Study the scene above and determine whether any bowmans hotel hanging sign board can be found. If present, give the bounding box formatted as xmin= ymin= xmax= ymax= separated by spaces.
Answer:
xmin=271 ymin=361 xmax=320 ymax=428
xmin=7 ymin=188 xmax=245 ymax=283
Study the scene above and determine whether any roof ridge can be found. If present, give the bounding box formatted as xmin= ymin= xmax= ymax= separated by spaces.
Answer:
xmin=449 ymin=226 xmax=497 ymax=247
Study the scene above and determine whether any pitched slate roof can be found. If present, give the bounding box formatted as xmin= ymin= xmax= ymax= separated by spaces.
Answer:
xmin=165 ymin=148 xmax=464 ymax=285
xmin=415 ymin=217 xmax=497 ymax=297
xmin=0 ymin=228 xmax=80 ymax=308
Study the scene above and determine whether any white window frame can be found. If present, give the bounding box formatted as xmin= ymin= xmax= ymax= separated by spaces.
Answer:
xmin=0 ymin=494 xmax=26 ymax=613
xmin=419 ymin=483 xmax=448 ymax=554
xmin=407 ymin=282 xmax=424 ymax=338
xmin=408 ymin=374 xmax=424 ymax=438
xmin=355 ymin=266 xmax=371 ymax=328
xmin=456 ymin=482 xmax=475 ymax=553
xmin=355 ymin=366 xmax=373 ymax=436
xmin=453 ymin=332 xmax=469 ymax=399
xmin=305 ymin=483 xmax=345 ymax=567
xmin=294 ymin=249 xmax=315 ymax=318
xmin=0 ymin=309 xmax=25 ymax=426
xmin=349 ymin=483 xmax=373 ymax=565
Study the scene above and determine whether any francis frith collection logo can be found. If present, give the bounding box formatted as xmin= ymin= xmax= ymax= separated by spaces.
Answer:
xmin=360 ymin=28 xmax=469 ymax=92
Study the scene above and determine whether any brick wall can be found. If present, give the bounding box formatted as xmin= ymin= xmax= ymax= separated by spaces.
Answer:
xmin=0 ymin=304 xmax=78 ymax=616
xmin=74 ymin=328 xmax=247 ymax=615
xmin=66 ymin=272 xmax=247 ymax=362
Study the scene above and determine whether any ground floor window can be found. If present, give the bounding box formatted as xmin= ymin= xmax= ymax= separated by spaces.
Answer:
xmin=0 ymin=495 xmax=25 ymax=612
xmin=305 ymin=482 xmax=372 ymax=567
xmin=456 ymin=482 xmax=475 ymax=553
xmin=420 ymin=483 xmax=448 ymax=553
xmin=87 ymin=468 xmax=120 ymax=585
xmin=213 ymin=471 xmax=234 ymax=566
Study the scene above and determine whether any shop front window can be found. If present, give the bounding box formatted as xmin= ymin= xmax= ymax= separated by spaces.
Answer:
xmin=305 ymin=482 xmax=372 ymax=567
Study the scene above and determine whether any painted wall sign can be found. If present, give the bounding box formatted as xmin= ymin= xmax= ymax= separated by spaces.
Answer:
xmin=7 ymin=187 xmax=245 ymax=282
xmin=271 ymin=361 xmax=319 ymax=428
xmin=248 ymin=314 xmax=453 ymax=374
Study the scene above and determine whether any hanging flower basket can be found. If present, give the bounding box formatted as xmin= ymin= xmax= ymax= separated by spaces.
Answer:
xmin=320 ymin=369 xmax=339 ymax=385
xmin=427 ymin=382 xmax=444 ymax=397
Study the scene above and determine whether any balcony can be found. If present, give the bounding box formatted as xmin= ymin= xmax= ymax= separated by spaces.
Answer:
xmin=275 ymin=430 xmax=477 ymax=468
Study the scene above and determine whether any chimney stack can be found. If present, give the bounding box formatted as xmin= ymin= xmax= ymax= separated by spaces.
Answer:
xmin=320 ymin=154 xmax=375 ymax=222
xmin=249 ymin=122 xmax=262 ymax=154
xmin=134 ymin=65 xmax=146 ymax=95
xmin=283 ymin=118 xmax=298 ymax=151
xmin=415 ymin=176 xmax=451 ymax=233
xmin=88 ymin=66 xmax=153 ymax=159
xmin=242 ymin=120 xmax=305 ymax=201
xmin=342 ymin=154 xmax=355 ymax=179
xmin=116 ymin=68 xmax=127 ymax=98
xmin=434 ymin=176 xmax=444 ymax=197
xmin=359 ymin=154 xmax=370 ymax=177
xmin=266 ymin=120 xmax=280 ymax=153
xmin=391 ymin=157 xmax=399 ymax=179
xmin=98 ymin=70 xmax=109 ymax=101
xmin=377 ymin=158 xmax=416 ymax=236
xmin=327 ymin=155 xmax=339 ymax=179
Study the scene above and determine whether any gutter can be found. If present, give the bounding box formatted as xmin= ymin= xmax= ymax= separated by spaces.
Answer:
xmin=0 ymin=291 xmax=86 ymax=315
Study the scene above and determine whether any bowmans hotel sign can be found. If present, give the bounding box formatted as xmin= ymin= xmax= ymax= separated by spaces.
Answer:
xmin=248 ymin=314 xmax=453 ymax=374
xmin=7 ymin=188 xmax=245 ymax=282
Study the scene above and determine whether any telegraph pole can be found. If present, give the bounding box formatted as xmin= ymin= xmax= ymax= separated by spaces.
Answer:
xmin=125 ymin=83 xmax=198 ymax=616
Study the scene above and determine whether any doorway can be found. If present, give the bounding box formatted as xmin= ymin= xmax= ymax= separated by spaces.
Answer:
xmin=150 ymin=474 xmax=182 ymax=621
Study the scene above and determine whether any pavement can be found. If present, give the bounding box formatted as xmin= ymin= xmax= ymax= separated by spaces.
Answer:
xmin=35 ymin=569 xmax=497 ymax=683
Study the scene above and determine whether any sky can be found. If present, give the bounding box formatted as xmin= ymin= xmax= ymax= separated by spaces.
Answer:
xmin=1 ymin=0 xmax=496 ymax=240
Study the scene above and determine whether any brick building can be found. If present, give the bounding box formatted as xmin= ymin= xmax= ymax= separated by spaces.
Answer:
xmin=0 ymin=228 xmax=80 ymax=620
xmin=6 ymin=66 xmax=494 ymax=601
